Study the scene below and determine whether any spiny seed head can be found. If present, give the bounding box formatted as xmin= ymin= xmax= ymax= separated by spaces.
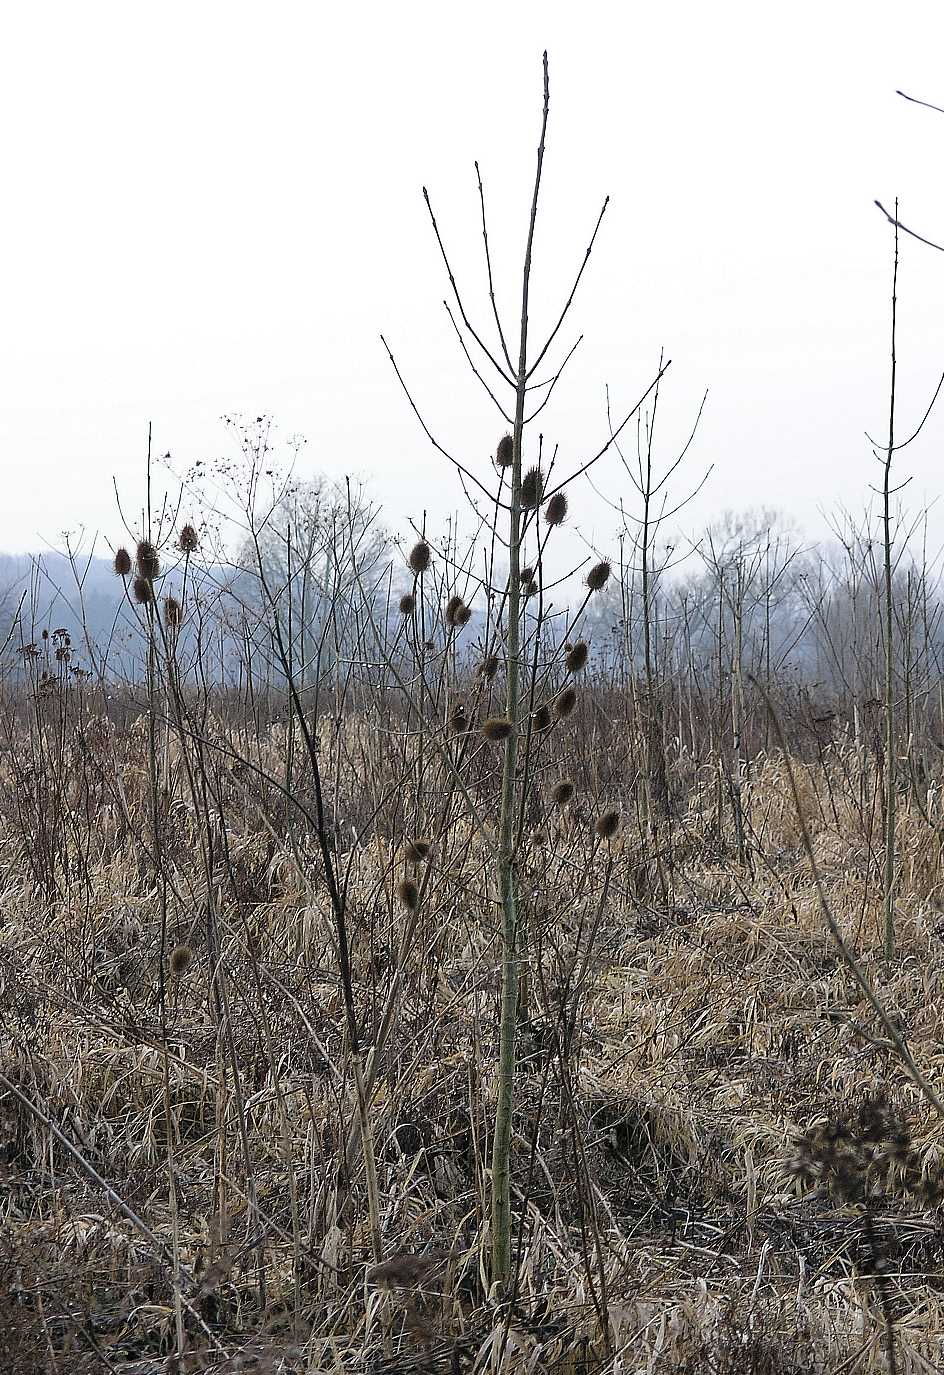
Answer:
xmin=132 ymin=575 xmax=153 ymax=604
xmin=455 ymin=602 xmax=472 ymax=626
xmin=596 ymin=809 xmax=621 ymax=840
xmin=533 ymin=704 xmax=553 ymax=732
xmin=136 ymin=540 xmax=160 ymax=581
xmin=479 ymin=654 xmax=499 ymax=680
xmin=114 ymin=547 xmax=132 ymax=577
xmin=566 ymin=640 xmax=589 ymax=673
xmin=169 ymin=944 xmax=193 ymax=977
xmin=552 ymin=780 xmax=576 ymax=806
xmin=519 ymin=566 xmax=534 ymax=583
xmin=445 ymin=594 xmax=465 ymax=627
xmin=495 ymin=434 xmax=514 ymax=468
xmin=164 ymin=596 xmax=182 ymax=628
xmin=404 ymin=838 xmax=432 ymax=864
xmin=520 ymin=466 xmax=543 ymax=509
xmin=408 ymin=541 xmax=432 ymax=575
xmin=522 ymin=579 xmax=539 ymax=598
xmin=449 ymin=703 xmax=469 ymax=734
xmin=482 ymin=716 xmax=513 ymax=741
xmin=397 ymin=878 xmax=419 ymax=911
xmin=555 ymin=686 xmax=578 ymax=718
xmin=532 ymin=830 xmax=548 ymax=847
xmin=399 ymin=593 xmax=416 ymax=615
xmin=178 ymin=524 xmax=200 ymax=553
xmin=545 ymin=492 xmax=568 ymax=526
xmin=586 ymin=560 xmax=612 ymax=592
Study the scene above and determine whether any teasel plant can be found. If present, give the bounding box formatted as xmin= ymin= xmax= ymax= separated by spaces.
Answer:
xmin=380 ymin=52 xmax=668 ymax=1289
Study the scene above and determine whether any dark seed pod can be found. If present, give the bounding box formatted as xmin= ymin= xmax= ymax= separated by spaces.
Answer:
xmin=132 ymin=575 xmax=153 ymax=604
xmin=408 ymin=541 xmax=432 ymax=575
xmin=164 ymin=596 xmax=182 ymax=628
xmin=595 ymin=810 xmax=621 ymax=840
xmin=114 ymin=547 xmax=132 ymax=577
xmin=449 ymin=703 xmax=469 ymax=734
xmin=555 ymin=686 xmax=578 ymax=718
xmin=455 ymin=603 xmax=472 ymax=626
xmin=522 ymin=579 xmax=539 ymax=598
xmin=445 ymin=594 xmax=465 ymax=627
xmin=544 ymin=492 xmax=568 ymax=526
xmin=478 ymin=654 xmax=499 ymax=680
xmin=136 ymin=540 xmax=160 ymax=581
xmin=552 ymin=780 xmax=576 ymax=806
xmin=519 ymin=566 xmax=534 ymax=583
xmin=399 ymin=593 xmax=416 ymax=615
xmin=533 ymin=704 xmax=553 ymax=732
xmin=404 ymin=839 xmax=432 ymax=864
xmin=482 ymin=716 xmax=513 ymax=741
xmin=397 ymin=878 xmax=419 ymax=912
xmin=495 ymin=434 xmax=514 ymax=468
xmin=586 ymin=560 xmax=611 ymax=592
xmin=520 ymin=467 xmax=543 ymax=509
xmin=566 ymin=641 xmax=589 ymax=673
xmin=178 ymin=524 xmax=200 ymax=553
xmin=169 ymin=944 xmax=193 ymax=977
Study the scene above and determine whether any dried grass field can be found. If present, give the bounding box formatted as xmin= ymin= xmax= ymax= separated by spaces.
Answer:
xmin=4 ymin=660 xmax=944 ymax=1373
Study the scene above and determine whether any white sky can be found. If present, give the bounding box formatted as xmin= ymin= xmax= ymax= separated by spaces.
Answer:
xmin=2 ymin=1 xmax=944 ymax=560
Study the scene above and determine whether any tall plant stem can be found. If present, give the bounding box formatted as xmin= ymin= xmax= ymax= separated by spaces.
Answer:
xmin=883 ymin=206 xmax=899 ymax=961
xmin=490 ymin=51 xmax=549 ymax=1289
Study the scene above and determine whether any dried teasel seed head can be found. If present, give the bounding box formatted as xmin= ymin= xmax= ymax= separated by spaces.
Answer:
xmin=586 ymin=559 xmax=611 ymax=592
xmin=544 ymin=492 xmax=568 ymax=526
xmin=520 ymin=466 xmax=543 ymax=509
xmin=482 ymin=716 xmax=513 ymax=741
xmin=114 ymin=547 xmax=132 ymax=577
xmin=445 ymin=594 xmax=465 ymax=627
xmin=164 ymin=596 xmax=182 ymax=628
xmin=399 ymin=593 xmax=416 ymax=615
xmin=533 ymin=704 xmax=553 ymax=731
xmin=522 ymin=579 xmax=539 ymax=598
xmin=397 ymin=878 xmax=419 ymax=911
xmin=169 ymin=943 xmax=193 ymax=976
xmin=595 ymin=809 xmax=621 ymax=840
xmin=566 ymin=640 xmax=589 ymax=673
xmin=178 ymin=524 xmax=200 ymax=553
xmin=136 ymin=540 xmax=160 ymax=581
xmin=404 ymin=838 xmax=432 ymax=864
xmin=455 ymin=602 xmax=472 ymax=626
xmin=555 ymin=686 xmax=578 ymax=718
xmin=495 ymin=434 xmax=514 ymax=468
xmin=449 ymin=703 xmax=469 ymax=734
xmin=132 ymin=575 xmax=153 ymax=604
xmin=408 ymin=541 xmax=432 ymax=575
xmin=478 ymin=654 xmax=499 ymax=680
xmin=519 ymin=566 xmax=534 ymax=583
xmin=552 ymin=780 xmax=575 ymax=806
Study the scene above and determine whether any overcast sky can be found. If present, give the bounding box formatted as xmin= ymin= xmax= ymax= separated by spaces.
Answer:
xmin=2 ymin=1 xmax=944 ymax=562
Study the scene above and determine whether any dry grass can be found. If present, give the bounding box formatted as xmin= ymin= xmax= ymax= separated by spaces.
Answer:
xmin=2 ymin=688 xmax=944 ymax=1374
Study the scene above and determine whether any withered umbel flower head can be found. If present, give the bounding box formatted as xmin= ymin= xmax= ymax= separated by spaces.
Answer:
xmin=483 ymin=716 xmax=513 ymax=741
xmin=408 ymin=541 xmax=432 ymax=575
xmin=544 ymin=492 xmax=568 ymax=526
xmin=586 ymin=560 xmax=611 ymax=592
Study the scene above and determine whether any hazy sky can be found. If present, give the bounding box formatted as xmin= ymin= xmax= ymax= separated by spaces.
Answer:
xmin=3 ymin=1 xmax=944 ymax=560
